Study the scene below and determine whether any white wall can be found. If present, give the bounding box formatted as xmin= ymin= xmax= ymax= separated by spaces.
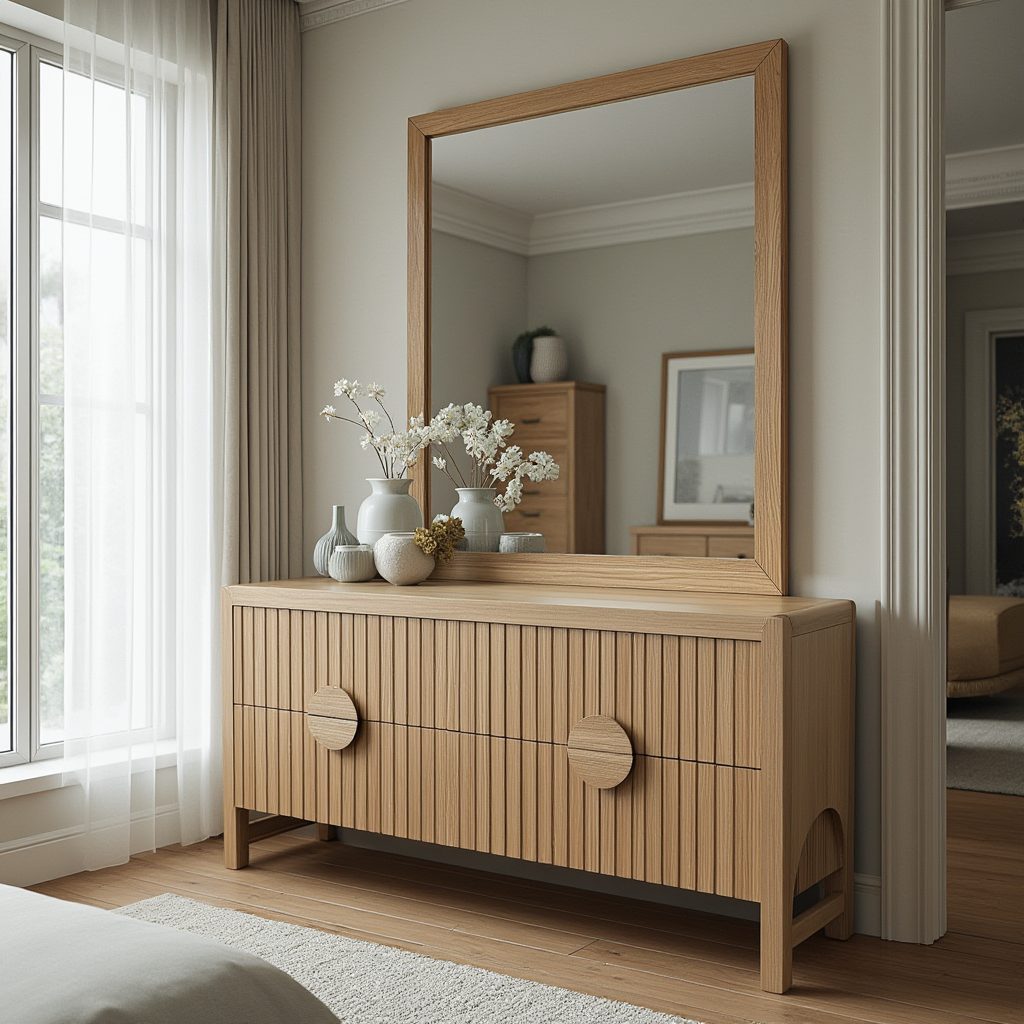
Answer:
xmin=946 ymin=266 xmax=1024 ymax=594
xmin=430 ymin=231 xmax=526 ymax=517
xmin=527 ymin=228 xmax=754 ymax=553
xmin=302 ymin=0 xmax=883 ymax=929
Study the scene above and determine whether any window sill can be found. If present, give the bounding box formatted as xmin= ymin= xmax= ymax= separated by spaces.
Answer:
xmin=0 ymin=743 xmax=178 ymax=801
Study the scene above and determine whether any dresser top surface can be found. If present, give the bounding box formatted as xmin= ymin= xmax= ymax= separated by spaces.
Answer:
xmin=224 ymin=578 xmax=852 ymax=640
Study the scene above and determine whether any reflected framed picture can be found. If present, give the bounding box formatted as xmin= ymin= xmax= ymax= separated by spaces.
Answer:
xmin=658 ymin=349 xmax=755 ymax=524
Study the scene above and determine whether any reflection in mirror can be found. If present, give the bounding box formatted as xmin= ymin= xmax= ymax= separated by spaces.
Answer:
xmin=660 ymin=350 xmax=755 ymax=524
xmin=429 ymin=78 xmax=755 ymax=553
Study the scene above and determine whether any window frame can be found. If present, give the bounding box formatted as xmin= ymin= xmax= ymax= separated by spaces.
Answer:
xmin=1 ymin=30 xmax=63 ymax=768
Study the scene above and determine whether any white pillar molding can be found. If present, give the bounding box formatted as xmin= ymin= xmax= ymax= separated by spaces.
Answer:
xmin=880 ymin=0 xmax=947 ymax=943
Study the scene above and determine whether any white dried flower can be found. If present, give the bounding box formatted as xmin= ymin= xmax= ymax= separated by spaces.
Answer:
xmin=367 ymin=382 xmax=385 ymax=399
xmin=321 ymin=405 xmax=336 ymax=419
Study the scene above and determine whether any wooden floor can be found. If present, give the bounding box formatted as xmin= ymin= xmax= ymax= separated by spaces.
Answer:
xmin=31 ymin=789 xmax=1023 ymax=1024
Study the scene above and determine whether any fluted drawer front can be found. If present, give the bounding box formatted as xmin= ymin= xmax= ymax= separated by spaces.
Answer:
xmin=232 ymin=607 xmax=762 ymax=767
xmin=234 ymin=708 xmax=760 ymax=901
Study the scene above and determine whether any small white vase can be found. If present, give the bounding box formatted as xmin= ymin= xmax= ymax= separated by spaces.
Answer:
xmin=452 ymin=487 xmax=505 ymax=552
xmin=313 ymin=504 xmax=359 ymax=576
xmin=373 ymin=532 xmax=435 ymax=586
xmin=356 ymin=478 xmax=423 ymax=547
xmin=529 ymin=335 xmax=568 ymax=383
xmin=499 ymin=532 xmax=546 ymax=553
xmin=328 ymin=544 xmax=376 ymax=583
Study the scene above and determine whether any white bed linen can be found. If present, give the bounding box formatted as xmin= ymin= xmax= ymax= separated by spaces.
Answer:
xmin=0 ymin=884 xmax=340 ymax=1024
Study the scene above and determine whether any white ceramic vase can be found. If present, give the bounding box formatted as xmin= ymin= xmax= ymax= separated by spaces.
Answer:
xmin=452 ymin=487 xmax=505 ymax=552
xmin=356 ymin=478 xmax=423 ymax=547
xmin=313 ymin=504 xmax=359 ymax=576
xmin=529 ymin=335 xmax=568 ymax=383
xmin=373 ymin=532 xmax=435 ymax=586
xmin=499 ymin=531 xmax=546 ymax=553
xmin=328 ymin=544 xmax=376 ymax=583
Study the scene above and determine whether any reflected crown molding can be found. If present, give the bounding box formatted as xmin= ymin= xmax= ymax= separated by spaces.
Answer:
xmin=432 ymin=181 xmax=754 ymax=257
xmin=947 ymin=228 xmax=1024 ymax=275
xmin=946 ymin=143 xmax=1024 ymax=209
xmin=297 ymin=0 xmax=410 ymax=32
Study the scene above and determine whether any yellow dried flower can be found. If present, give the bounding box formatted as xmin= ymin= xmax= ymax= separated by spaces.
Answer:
xmin=414 ymin=516 xmax=466 ymax=564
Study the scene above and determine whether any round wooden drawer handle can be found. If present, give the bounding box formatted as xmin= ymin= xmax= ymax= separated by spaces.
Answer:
xmin=306 ymin=687 xmax=359 ymax=750
xmin=567 ymin=715 xmax=633 ymax=789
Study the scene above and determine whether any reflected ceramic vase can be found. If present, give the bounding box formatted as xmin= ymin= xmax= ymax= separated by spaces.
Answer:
xmin=356 ymin=478 xmax=423 ymax=547
xmin=373 ymin=532 xmax=435 ymax=586
xmin=529 ymin=335 xmax=568 ymax=383
xmin=313 ymin=505 xmax=358 ymax=576
xmin=452 ymin=487 xmax=505 ymax=552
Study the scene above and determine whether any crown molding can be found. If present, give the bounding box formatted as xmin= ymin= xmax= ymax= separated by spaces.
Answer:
xmin=947 ymin=229 xmax=1024 ymax=275
xmin=432 ymin=181 xmax=754 ymax=257
xmin=431 ymin=184 xmax=532 ymax=256
xmin=946 ymin=143 xmax=1024 ymax=209
xmin=297 ymin=0 xmax=410 ymax=32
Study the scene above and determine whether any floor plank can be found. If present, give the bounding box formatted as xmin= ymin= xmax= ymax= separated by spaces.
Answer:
xmin=28 ymin=790 xmax=1024 ymax=1024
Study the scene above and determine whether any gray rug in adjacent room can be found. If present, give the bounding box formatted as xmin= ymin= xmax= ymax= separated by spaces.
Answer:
xmin=116 ymin=894 xmax=704 ymax=1024
xmin=946 ymin=682 xmax=1024 ymax=796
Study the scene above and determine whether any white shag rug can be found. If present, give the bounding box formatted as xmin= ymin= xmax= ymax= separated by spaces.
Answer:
xmin=115 ymin=894 xmax=704 ymax=1024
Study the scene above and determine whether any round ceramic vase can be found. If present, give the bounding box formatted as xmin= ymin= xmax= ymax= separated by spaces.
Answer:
xmin=313 ymin=505 xmax=358 ymax=576
xmin=328 ymin=544 xmax=376 ymax=583
xmin=356 ymin=478 xmax=423 ymax=547
xmin=529 ymin=336 xmax=568 ymax=383
xmin=451 ymin=487 xmax=505 ymax=552
xmin=373 ymin=533 xmax=435 ymax=586
xmin=499 ymin=532 xmax=546 ymax=554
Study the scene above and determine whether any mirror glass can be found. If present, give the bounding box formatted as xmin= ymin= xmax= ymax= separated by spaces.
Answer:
xmin=429 ymin=78 xmax=755 ymax=554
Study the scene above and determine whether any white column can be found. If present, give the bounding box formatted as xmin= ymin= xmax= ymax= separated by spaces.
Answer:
xmin=880 ymin=0 xmax=947 ymax=944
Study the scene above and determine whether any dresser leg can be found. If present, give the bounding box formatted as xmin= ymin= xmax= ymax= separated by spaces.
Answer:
xmin=224 ymin=807 xmax=250 ymax=869
xmin=316 ymin=823 xmax=338 ymax=842
xmin=760 ymin=896 xmax=793 ymax=994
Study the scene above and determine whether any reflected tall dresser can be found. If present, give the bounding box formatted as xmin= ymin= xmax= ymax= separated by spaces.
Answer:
xmin=487 ymin=381 xmax=605 ymax=553
xmin=223 ymin=577 xmax=856 ymax=994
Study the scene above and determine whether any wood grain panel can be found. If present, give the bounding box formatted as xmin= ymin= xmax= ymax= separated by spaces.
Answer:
xmin=716 ymin=641 xmax=736 ymax=766
xmin=697 ymin=761 xmax=716 ymax=893
xmin=697 ymin=638 xmax=716 ymax=763
xmin=716 ymin=765 xmax=735 ymax=897
xmin=522 ymin=625 xmax=538 ymax=742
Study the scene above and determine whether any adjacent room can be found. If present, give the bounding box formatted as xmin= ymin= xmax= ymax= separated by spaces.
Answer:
xmin=0 ymin=1 xmax=1020 ymax=1023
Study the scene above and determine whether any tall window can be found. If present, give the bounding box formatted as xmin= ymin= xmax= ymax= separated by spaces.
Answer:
xmin=0 ymin=29 xmax=165 ymax=768
xmin=1 ymin=34 xmax=66 ymax=766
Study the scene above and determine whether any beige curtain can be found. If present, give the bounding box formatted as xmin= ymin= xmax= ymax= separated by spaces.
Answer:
xmin=214 ymin=0 xmax=303 ymax=584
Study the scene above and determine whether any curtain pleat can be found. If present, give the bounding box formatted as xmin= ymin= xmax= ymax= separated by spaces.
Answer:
xmin=215 ymin=0 xmax=302 ymax=586
xmin=62 ymin=0 xmax=222 ymax=870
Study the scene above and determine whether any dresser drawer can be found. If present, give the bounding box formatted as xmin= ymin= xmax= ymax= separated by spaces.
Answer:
xmin=502 ymin=495 xmax=568 ymax=551
xmin=708 ymin=535 xmax=756 ymax=559
xmin=635 ymin=533 xmax=708 ymax=557
xmin=234 ymin=709 xmax=760 ymax=901
xmin=231 ymin=607 xmax=762 ymax=768
xmin=491 ymin=389 xmax=568 ymax=441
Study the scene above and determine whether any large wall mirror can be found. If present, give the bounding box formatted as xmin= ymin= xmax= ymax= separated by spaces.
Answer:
xmin=408 ymin=40 xmax=788 ymax=595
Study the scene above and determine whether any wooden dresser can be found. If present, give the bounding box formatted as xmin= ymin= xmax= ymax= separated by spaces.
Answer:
xmin=222 ymin=578 xmax=855 ymax=994
xmin=630 ymin=524 xmax=755 ymax=559
xmin=487 ymin=382 xmax=605 ymax=553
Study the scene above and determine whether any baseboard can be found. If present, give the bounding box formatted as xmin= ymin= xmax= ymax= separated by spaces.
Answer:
xmin=0 ymin=805 xmax=181 ymax=888
xmin=854 ymin=873 xmax=882 ymax=936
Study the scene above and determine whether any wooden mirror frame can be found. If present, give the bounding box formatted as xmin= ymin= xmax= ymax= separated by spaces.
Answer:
xmin=408 ymin=39 xmax=788 ymax=595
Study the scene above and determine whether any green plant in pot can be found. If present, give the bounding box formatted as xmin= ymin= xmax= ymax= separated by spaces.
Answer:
xmin=511 ymin=326 xmax=557 ymax=384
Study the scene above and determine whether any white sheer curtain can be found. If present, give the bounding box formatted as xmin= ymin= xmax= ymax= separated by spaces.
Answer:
xmin=61 ymin=0 xmax=222 ymax=870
